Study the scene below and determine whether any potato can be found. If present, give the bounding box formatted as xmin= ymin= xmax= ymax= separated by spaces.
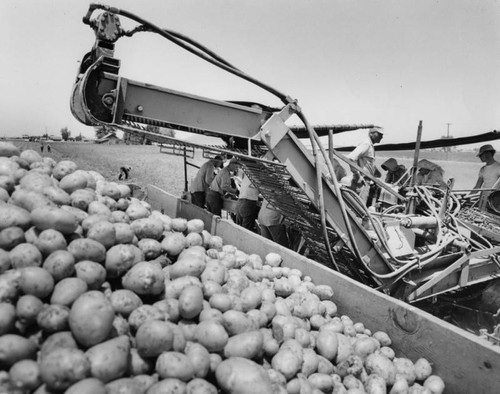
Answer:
xmin=65 ymin=378 xmax=107 ymax=394
xmin=52 ymin=160 xmax=78 ymax=180
xmin=216 ymin=357 xmax=274 ymax=393
xmin=146 ymin=378 xmax=187 ymax=394
xmin=183 ymin=342 xmax=210 ymax=379
xmin=110 ymin=289 xmax=143 ymax=317
xmin=0 ymin=141 xmax=20 ymax=157
xmin=16 ymin=294 xmax=44 ymax=325
xmin=130 ymin=217 xmax=164 ymax=240
xmin=43 ymin=250 xmax=75 ymax=281
xmin=423 ymin=375 xmax=445 ymax=394
xmin=195 ymin=320 xmax=229 ymax=352
xmin=9 ymin=359 xmax=41 ymax=391
xmin=156 ymin=351 xmax=195 ymax=381
xmin=18 ymin=171 xmax=53 ymax=193
xmin=61 ymin=205 xmax=89 ymax=223
xmin=373 ymin=331 xmax=392 ymax=347
xmin=31 ymin=204 xmax=81 ymax=234
xmin=137 ymin=238 xmax=162 ymax=260
xmin=316 ymin=329 xmax=338 ymax=361
xmin=85 ymin=335 xmax=131 ymax=383
xmin=68 ymin=238 xmax=106 ymax=263
xmin=59 ymin=171 xmax=88 ymax=194
xmin=0 ymin=302 xmax=16 ymax=334
xmin=365 ymin=353 xmax=397 ymax=385
xmin=106 ymin=244 xmax=143 ymax=278
xmin=128 ymin=305 xmax=164 ymax=332
xmin=113 ymin=222 xmax=135 ymax=244
xmin=161 ymin=232 xmax=187 ymax=256
xmin=393 ymin=357 xmax=416 ymax=385
xmin=0 ymin=249 xmax=11 ymax=274
xmin=71 ymin=188 xmax=97 ymax=211
xmin=10 ymin=188 xmax=55 ymax=212
xmin=224 ymin=330 xmax=264 ymax=360
xmin=170 ymin=254 xmax=206 ymax=280
xmin=34 ymin=228 xmax=67 ymax=256
xmin=185 ymin=378 xmax=217 ymax=394
xmin=122 ymin=261 xmax=165 ymax=296
xmin=42 ymin=185 xmax=71 ymax=206
xmin=87 ymin=220 xmax=116 ymax=249
xmin=74 ymin=260 xmax=106 ymax=290
xmin=0 ymin=187 xmax=9 ymax=202
xmin=39 ymin=331 xmax=78 ymax=360
xmin=178 ymin=285 xmax=204 ymax=319
xmin=414 ymin=358 xmax=433 ymax=381
xmin=136 ymin=320 xmax=174 ymax=358
xmin=69 ymin=291 xmax=115 ymax=347
xmin=0 ymin=334 xmax=37 ymax=368
xmin=37 ymin=304 xmax=70 ymax=333
xmin=126 ymin=202 xmax=150 ymax=220
xmin=9 ymin=243 xmax=43 ymax=268
xmin=106 ymin=378 xmax=143 ymax=394
xmin=50 ymin=277 xmax=88 ymax=306
xmin=0 ymin=204 xmax=31 ymax=231
xmin=0 ymin=226 xmax=25 ymax=251
xmin=20 ymin=266 xmax=54 ymax=298
xmin=39 ymin=347 xmax=90 ymax=391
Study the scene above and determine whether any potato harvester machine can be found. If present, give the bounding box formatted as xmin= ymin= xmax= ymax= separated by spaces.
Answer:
xmin=70 ymin=4 xmax=500 ymax=321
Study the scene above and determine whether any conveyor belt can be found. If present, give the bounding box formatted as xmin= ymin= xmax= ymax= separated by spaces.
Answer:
xmin=237 ymin=156 xmax=376 ymax=285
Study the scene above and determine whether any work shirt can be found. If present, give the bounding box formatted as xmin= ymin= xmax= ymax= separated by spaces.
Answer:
xmin=190 ymin=160 xmax=218 ymax=193
xmin=238 ymin=173 xmax=259 ymax=201
xmin=209 ymin=167 xmax=237 ymax=196
xmin=478 ymin=161 xmax=500 ymax=209
xmin=347 ymin=138 xmax=376 ymax=176
xmin=258 ymin=199 xmax=283 ymax=226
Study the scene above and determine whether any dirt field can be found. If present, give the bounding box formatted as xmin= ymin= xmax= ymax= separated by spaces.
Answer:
xmin=9 ymin=140 xmax=483 ymax=192
xmin=11 ymin=141 xmax=207 ymax=199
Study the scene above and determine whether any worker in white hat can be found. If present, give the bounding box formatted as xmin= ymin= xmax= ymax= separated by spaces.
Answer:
xmin=347 ymin=127 xmax=384 ymax=204
xmin=473 ymin=144 xmax=500 ymax=210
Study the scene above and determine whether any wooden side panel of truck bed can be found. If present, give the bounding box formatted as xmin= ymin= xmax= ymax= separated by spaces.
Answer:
xmin=147 ymin=185 xmax=500 ymax=394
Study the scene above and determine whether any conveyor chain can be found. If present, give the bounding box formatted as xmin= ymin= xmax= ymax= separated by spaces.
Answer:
xmin=236 ymin=157 xmax=369 ymax=279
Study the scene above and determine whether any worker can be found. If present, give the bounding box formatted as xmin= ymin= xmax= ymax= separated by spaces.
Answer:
xmin=118 ymin=165 xmax=132 ymax=180
xmin=381 ymin=158 xmax=407 ymax=184
xmin=189 ymin=155 xmax=223 ymax=208
xmin=258 ymin=199 xmax=289 ymax=248
xmin=206 ymin=159 xmax=239 ymax=216
xmin=347 ymin=127 xmax=384 ymax=204
xmin=235 ymin=172 xmax=260 ymax=232
xmin=415 ymin=159 xmax=447 ymax=189
xmin=473 ymin=144 xmax=500 ymax=210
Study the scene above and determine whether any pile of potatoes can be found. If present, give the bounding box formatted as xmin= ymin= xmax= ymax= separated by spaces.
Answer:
xmin=0 ymin=141 xmax=446 ymax=394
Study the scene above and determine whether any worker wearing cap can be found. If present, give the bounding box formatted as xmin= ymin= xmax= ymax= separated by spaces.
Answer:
xmin=415 ymin=159 xmax=447 ymax=189
xmin=206 ymin=159 xmax=239 ymax=216
xmin=189 ymin=155 xmax=224 ymax=208
xmin=473 ymin=144 xmax=500 ymax=210
xmin=347 ymin=127 xmax=383 ymax=204
xmin=381 ymin=158 xmax=408 ymax=185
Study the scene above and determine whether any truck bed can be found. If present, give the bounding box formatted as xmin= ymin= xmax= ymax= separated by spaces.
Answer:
xmin=147 ymin=185 xmax=500 ymax=394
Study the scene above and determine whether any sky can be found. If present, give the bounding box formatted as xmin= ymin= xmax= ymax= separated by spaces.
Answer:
xmin=1 ymin=0 xmax=499 ymax=148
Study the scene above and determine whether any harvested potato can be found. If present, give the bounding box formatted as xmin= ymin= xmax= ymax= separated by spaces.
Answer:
xmin=137 ymin=238 xmax=162 ymax=260
xmin=74 ymin=260 xmax=107 ymax=290
xmin=69 ymin=291 xmax=115 ymax=347
xmin=110 ymin=289 xmax=143 ymax=317
xmin=31 ymin=206 xmax=79 ymax=235
xmin=122 ymin=261 xmax=165 ymax=296
xmin=161 ymin=232 xmax=187 ymax=256
xmin=178 ymin=285 xmax=204 ymax=319
xmin=156 ymin=351 xmax=195 ymax=381
xmin=71 ymin=188 xmax=97 ymax=211
xmin=146 ymin=378 xmax=187 ymax=394
xmin=67 ymin=238 xmax=106 ymax=263
xmin=52 ymin=160 xmax=78 ymax=180
xmin=65 ymin=378 xmax=107 ymax=394
xmin=34 ymin=228 xmax=67 ymax=257
xmin=414 ymin=358 xmax=433 ymax=381
xmin=136 ymin=320 xmax=174 ymax=358
xmin=9 ymin=243 xmax=43 ymax=269
xmin=9 ymin=359 xmax=41 ymax=391
xmin=0 ymin=302 xmax=16 ymax=334
xmin=0 ymin=334 xmax=37 ymax=368
xmin=20 ymin=266 xmax=54 ymax=299
xmin=85 ymin=335 xmax=131 ymax=383
xmin=50 ymin=277 xmax=88 ymax=306
xmin=216 ymin=357 xmax=274 ymax=393
xmin=16 ymin=294 xmax=44 ymax=325
xmin=195 ymin=320 xmax=229 ymax=352
xmin=37 ymin=304 xmax=70 ymax=333
xmin=42 ymin=185 xmax=71 ymax=206
xmin=39 ymin=331 xmax=78 ymax=360
xmin=0 ymin=226 xmax=25 ymax=251
xmin=105 ymin=243 xmax=143 ymax=278
xmin=87 ymin=220 xmax=116 ymax=249
xmin=43 ymin=250 xmax=75 ymax=281
xmin=0 ymin=204 xmax=31 ymax=232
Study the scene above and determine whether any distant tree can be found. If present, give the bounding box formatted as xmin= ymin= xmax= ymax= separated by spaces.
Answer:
xmin=60 ymin=127 xmax=71 ymax=141
xmin=75 ymin=133 xmax=82 ymax=142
